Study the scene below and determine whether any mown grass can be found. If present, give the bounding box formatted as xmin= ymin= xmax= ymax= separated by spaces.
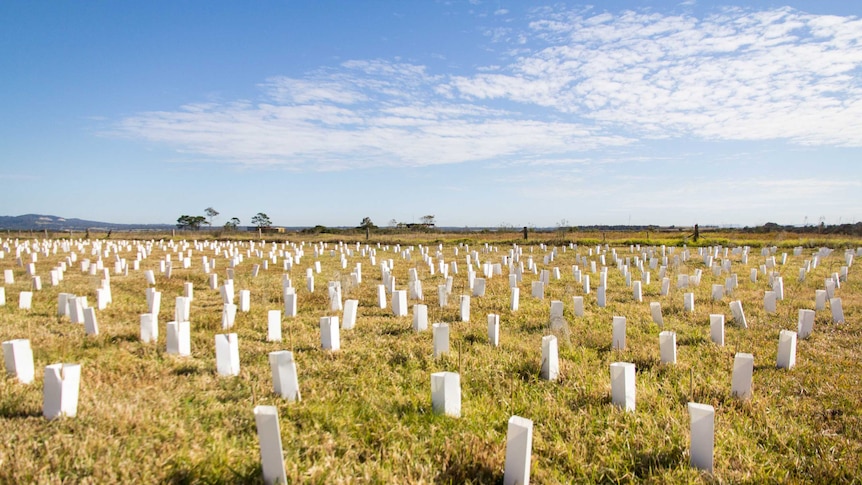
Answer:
xmin=0 ymin=237 xmax=860 ymax=483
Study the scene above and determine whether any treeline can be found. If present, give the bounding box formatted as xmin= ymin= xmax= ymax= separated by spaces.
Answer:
xmin=740 ymin=222 xmax=862 ymax=236
xmin=554 ymin=224 xmax=669 ymax=232
xmin=299 ymin=225 xmax=437 ymax=235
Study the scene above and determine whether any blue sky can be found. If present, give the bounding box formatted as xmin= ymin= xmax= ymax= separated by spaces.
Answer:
xmin=2 ymin=1 xmax=861 ymax=228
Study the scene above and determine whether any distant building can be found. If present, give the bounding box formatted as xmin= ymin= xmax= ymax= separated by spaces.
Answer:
xmin=247 ymin=226 xmax=285 ymax=234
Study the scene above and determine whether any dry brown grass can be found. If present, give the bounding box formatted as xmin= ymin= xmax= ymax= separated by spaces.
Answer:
xmin=0 ymin=236 xmax=860 ymax=483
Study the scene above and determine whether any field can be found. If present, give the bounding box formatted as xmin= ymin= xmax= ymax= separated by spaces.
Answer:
xmin=1 ymin=231 xmax=860 ymax=483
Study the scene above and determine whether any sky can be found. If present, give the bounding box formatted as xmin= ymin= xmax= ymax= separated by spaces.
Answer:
xmin=2 ymin=0 xmax=862 ymax=228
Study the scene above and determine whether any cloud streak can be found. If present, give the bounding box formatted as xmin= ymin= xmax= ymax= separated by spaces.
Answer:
xmin=452 ymin=6 xmax=862 ymax=145
xmin=114 ymin=6 xmax=862 ymax=171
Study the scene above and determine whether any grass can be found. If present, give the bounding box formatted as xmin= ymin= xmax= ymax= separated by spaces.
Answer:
xmin=0 ymin=236 xmax=860 ymax=483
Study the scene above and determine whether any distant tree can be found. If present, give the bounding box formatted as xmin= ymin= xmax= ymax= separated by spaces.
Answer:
xmin=251 ymin=212 xmax=272 ymax=228
xmin=224 ymin=217 xmax=240 ymax=231
xmin=420 ymin=215 xmax=435 ymax=226
xmin=359 ymin=217 xmax=376 ymax=240
xmin=557 ymin=218 xmax=570 ymax=232
xmin=388 ymin=218 xmax=398 ymax=228
xmin=177 ymin=215 xmax=207 ymax=230
xmin=204 ymin=207 xmax=219 ymax=226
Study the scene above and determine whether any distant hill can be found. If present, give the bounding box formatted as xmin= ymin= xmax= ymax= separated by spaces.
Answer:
xmin=0 ymin=214 xmax=175 ymax=232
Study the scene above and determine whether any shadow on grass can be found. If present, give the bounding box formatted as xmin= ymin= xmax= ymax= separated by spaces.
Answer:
xmin=165 ymin=460 xmax=261 ymax=484
xmin=565 ymin=387 xmax=611 ymax=408
xmin=512 ymin=359 xmax=542 ymax=383
xmin=677 ymin=334 xmax=708 ymax=347
xmin=677 ymin=384 xmax=734 ymax=408
xmin=81 ymin=337 xmax=109 ymax=350
xmin=434 ymin=456 xmax=500 ymax=485
xmin=587 ymin=338 xmax=616 ymax=356
xmin=462 ymin=332 xmax=488 ymax=346
xmin=631 ymin=446 xmax=685 ymax=479
xmin=628 ymin=355 xmax=659 ymax=372
xmin=0 ymin=401 xmax=42 ymax=419
xmin=172 ymin=364 xmax=202 ymax=376
xmin=381 ymin=325 xmax=411 ymax=337
xmin=290 ymin=344 xmax=317 ymax=354
xmin=388 ymin=349 xmax=412 ymax=367
xmin=391 ymin=399 xmax=427 ymax=418
xmin=109 ymin=333 xmax=140 ymax=344
xmin=26 ymin=311 xmax=53 ymax=319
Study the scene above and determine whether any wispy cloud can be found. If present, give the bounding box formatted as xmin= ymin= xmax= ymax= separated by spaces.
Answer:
xmin=450 ymin=6 xmax=862 ymax=146
xmin=114 ymin=6 xmax=862 ymax=171
xmin=115 ymin=59 xmax=630 ymax=170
